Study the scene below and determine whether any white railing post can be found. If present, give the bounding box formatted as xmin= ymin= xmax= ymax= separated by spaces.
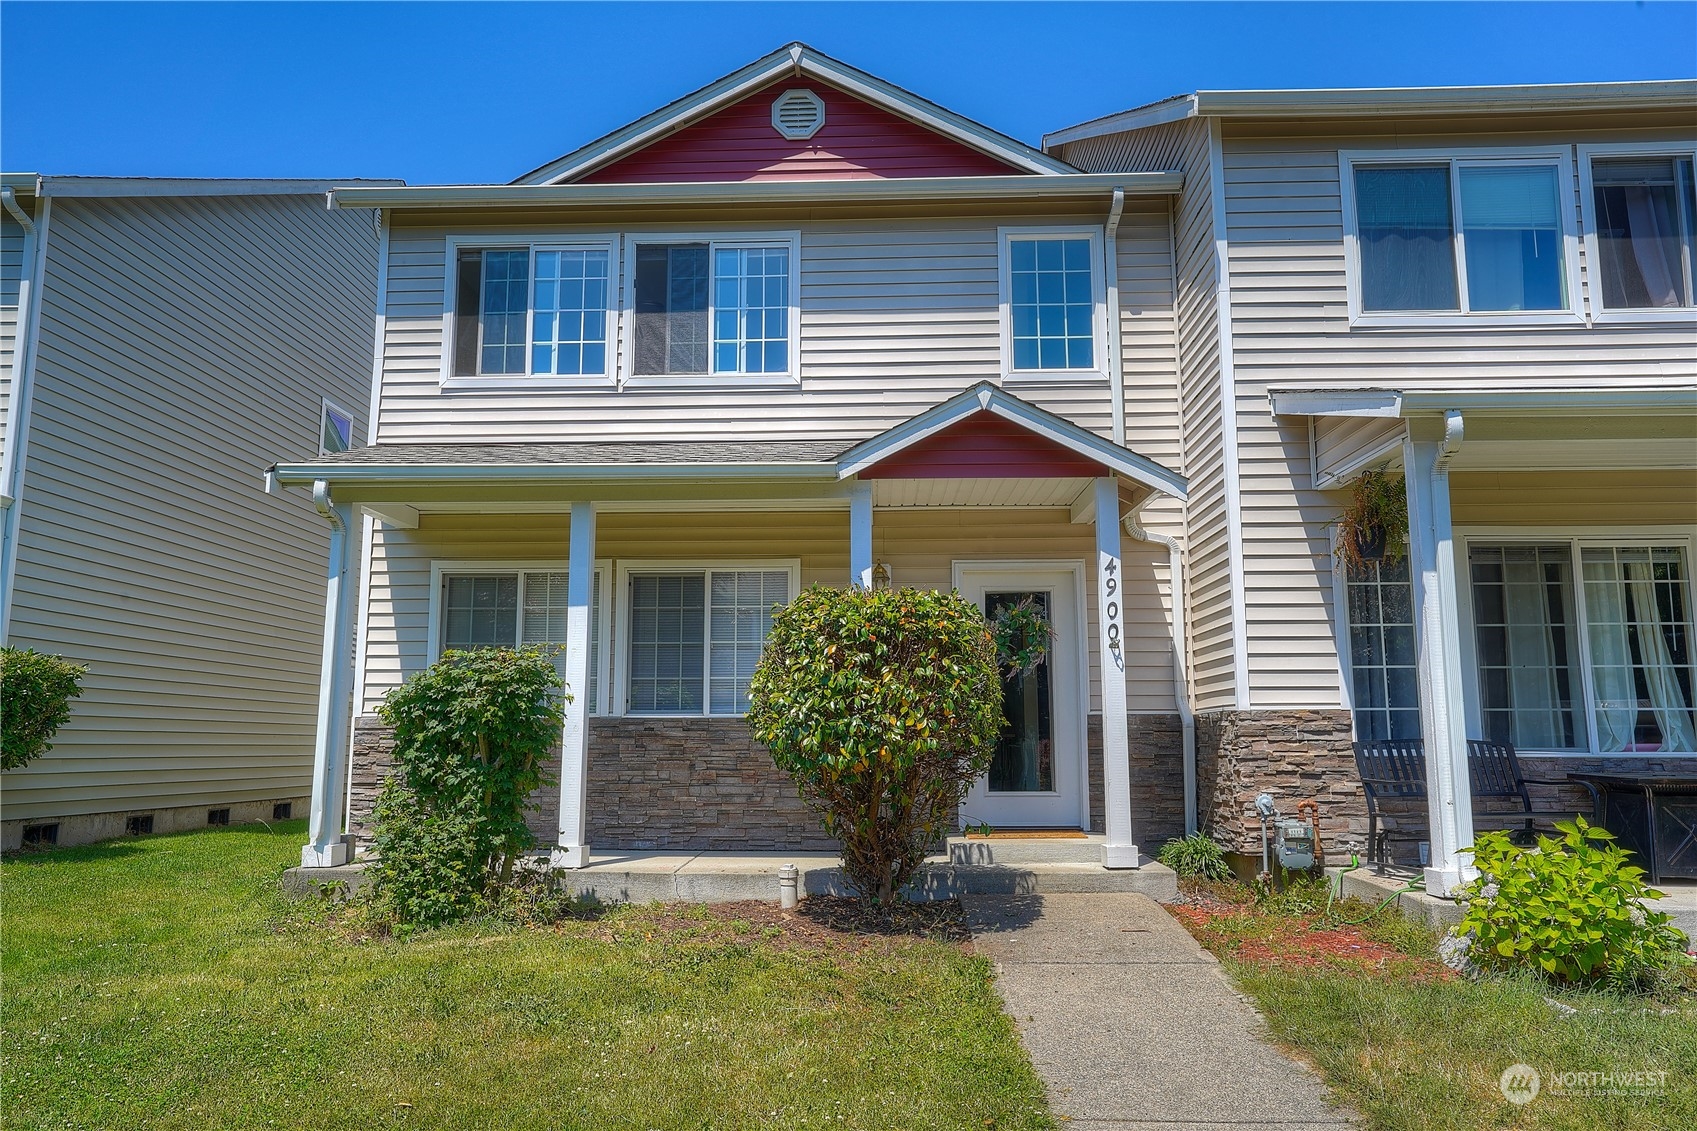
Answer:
xmin=1404 ymin=414 xmax=1475 ymax=894
xmin=553 ymin=500 xmax=596 ymax=869
xmin=849 ymin=481 xmax=873 ymax=589
xmin=302 ymin=481 xmax=358 ymax=868
xmin=1095 ymin=477 xmax=1139 ymax=868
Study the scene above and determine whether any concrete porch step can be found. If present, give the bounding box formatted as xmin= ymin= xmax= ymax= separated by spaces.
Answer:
xmin=944 ymin=833 xmax=1107 ymax=866
xmin=282 ymin=848 xmax=1178 ymax=905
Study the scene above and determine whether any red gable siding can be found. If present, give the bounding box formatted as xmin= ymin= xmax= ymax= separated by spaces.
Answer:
xmin=578 ymin=81 xmax=1026 ymax=183
xmin=856 ymin=412 xmax=1109 ymax=480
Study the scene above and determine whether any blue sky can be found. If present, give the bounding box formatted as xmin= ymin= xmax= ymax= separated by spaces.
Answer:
xmin=4 ymin=2 xmax=1694 ymax=184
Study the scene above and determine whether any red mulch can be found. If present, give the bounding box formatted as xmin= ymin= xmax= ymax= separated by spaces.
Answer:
xmin=1168 ymin=898 xmax=1454 ymax=982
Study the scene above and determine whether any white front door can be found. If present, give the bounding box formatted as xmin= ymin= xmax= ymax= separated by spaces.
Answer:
xmin=956 ymin=563 xmax=1087 ymax=829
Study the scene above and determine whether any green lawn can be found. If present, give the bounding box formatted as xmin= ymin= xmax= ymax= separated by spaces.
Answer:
xmin=2 ymin=822 xmax=1053 ymax=1130
xmin=1171 ymin=880 xmax=1697 ymax=1131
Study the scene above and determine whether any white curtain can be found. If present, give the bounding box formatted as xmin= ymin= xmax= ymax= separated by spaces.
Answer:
xmin=1623 ymin=187 xmax=1682 ymax=308
xmin=1626 ymin=561 xmax=1697 ymax=751
xmin=1584 ymin=561 xmax=1641 ymax=751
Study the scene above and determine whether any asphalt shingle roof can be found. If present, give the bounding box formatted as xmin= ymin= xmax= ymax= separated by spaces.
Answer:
xmin=296 ymin=440 xmax=851 ymax=468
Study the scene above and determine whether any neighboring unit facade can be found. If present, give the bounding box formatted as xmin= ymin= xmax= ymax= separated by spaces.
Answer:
xmin=1050 ymin=81 xmax=1697 ymax=886
xmin=0 ymin=177 xmax=389 ymax=848
xmin=276 ymin=46 xmax=1695 ymax=891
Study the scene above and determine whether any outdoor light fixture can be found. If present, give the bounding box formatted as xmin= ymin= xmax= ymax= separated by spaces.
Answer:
xmin=871 ymin=562 xmax=892 ymax=590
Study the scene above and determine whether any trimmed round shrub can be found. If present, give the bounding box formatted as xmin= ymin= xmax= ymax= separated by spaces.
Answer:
xmin=370 ymin=647 xmax=565 ymax=925
xmin=1 ymin=647 xmax=87 ymax=772
xmin=746 ymin=585 xmax=1003 ymax=903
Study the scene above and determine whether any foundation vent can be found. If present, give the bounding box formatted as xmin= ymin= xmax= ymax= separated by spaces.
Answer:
xmin=272 ymin=802 xmax=293 ymax=820
xmin=772 ymin=89 xmax=825 ymax=140
xmin=22 ymin=823 xmax=58 ymax=848
xmin=207 ymin=808 xmax=231 ymax=826
xmin=125 ymin=814 xmax=154 ymax=836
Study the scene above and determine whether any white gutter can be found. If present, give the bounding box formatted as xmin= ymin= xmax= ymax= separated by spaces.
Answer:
xmin=1268 ymin=386 xmax=1697 ymax=419
xmin=328 ymin=172 xmax=1183 ymax=211
xmin=0 ymin=190 xmax=45 ymax=643
xmin=1125 ymin=500 xmax=1197 ymax=836
xmin=1104 ymin=187 xmax=1126 ymax=445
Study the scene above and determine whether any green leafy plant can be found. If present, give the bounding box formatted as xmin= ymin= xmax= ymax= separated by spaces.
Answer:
xmin=1 ymin=647 xmax=87 ymax=771
xmin=1448 ymin=817 xmax=1691 ymax=992
xmin=989 ymin=597 xmax=1053 ymax=677
xmin=1333 ymin=466 xmax=1408 ymax=573
xmin=1156 ymin=832 xmax=1233 ymax=880
xmin=747 ymin=585 xmax=1003 ymax=903
xmin=370 ymin=647 xmax=566 ymax=926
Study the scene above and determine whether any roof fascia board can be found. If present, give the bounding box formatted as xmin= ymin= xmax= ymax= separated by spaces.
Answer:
xmin=332 ymin=171 xmax=1181 ymax=211
xmin=41 ymin=177 xmax=403 ymax=198
xmin=835 ymin=382 xmax=1189 ymax=500
xmin=1193 ymin=80 xmax=1697 ymax=118
xmin=517 ymin=43 xmax=1076 ymax=186
xmin=0 ymin=173 xmax=42 ymax=197
xmin=271 ymin=461 xmax=842 ymax=487
xmin=1269 ymin=387 xmax=1697 ymax=418
xmin=1043 ymin=95 xmax=1198 ymax=149
xmin=516 ymin=49 xmax=798 ymax=186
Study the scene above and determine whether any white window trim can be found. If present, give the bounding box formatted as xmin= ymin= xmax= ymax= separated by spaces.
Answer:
xmin=1576 ymin=140 xmax=1697 ymax=324
xmin=1339 ymin=145 xmax=1585 ymax=328
xmin=319 ymin=395 xmax=356 ymax=456
xmin=440 ymin=233 xmax=620 ymax=390
xmin=1451 ymin=527 xmax=1697 ymax=758
xmin=611 ymin=558 xmax=802 ymax=717
xmin=427 ymin=559 xmax=613 ymax=716
xmin=997 ymin=226 xmax=1110 ymax=382
xmin=617 ymin=230 xmax=802 ymax=389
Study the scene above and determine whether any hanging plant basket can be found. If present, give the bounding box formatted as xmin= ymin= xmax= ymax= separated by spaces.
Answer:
xmin=1333 ymin=466 xmax=1408 ymax=574
xmin=991 ymin=598 xmax=1054 ymax=677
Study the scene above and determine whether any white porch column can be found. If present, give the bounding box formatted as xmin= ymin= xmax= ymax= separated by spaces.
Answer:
xmin=302 ymin=481 xmax=358 ymax=868
xmin=552 ymin=501 xmax=596 ymax=869
xmin=849 ymin=481 xmax=873 ymax=588
xmin=1404 ymin=413 xmax=1475 ymax=894
xmin=1094 ymin=477 xmax=1139 ymax=868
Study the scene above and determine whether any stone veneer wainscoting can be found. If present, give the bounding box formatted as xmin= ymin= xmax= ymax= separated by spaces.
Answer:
xmin=1195 ymin=710 xmax=1368 ymax=859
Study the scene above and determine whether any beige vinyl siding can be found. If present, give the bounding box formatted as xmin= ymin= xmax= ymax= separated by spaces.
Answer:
xmin=360 ymin=507 xmax=1178 ymax=717
xmin=1451 ymin=469 xmax=1697 ymax=527
xmin=1221 ymin=123 xmax=1697 ymax=709
xmin=1059 ymin=119 xmax=1238 ymax=711
xmin=374 ymin=209 xmax=1176 ymax=445
xmin=1 ymin=214 xmax=26 ymax=453
xmin=1312 ymin=415 xmax=1405 ymax=486
xmin=1 ymin=193 xmax=381 ymax=821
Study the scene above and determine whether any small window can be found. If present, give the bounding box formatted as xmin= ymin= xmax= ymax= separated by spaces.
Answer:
xmin=1002 ymin=231 xmax=1101 ymax=374
xmin=1590 ymin=155 xmax=1697 ymax=310
xmin=452 ymin=244 xmax=614 ymax=378
xmin=1343 ymin=557 xmax=1421 ymax=743
xmin=626 ymin=568 xmax=790 ymax=715
xmin=440 ymin=569 xmax=602 ymax=712
xmin=633 ymin=241 xmax=792 ymax=376
xmin=320 ymin=399 xmax=354 ymax=455
xmin=1348 ymin=155 xmax=1572 ymax=315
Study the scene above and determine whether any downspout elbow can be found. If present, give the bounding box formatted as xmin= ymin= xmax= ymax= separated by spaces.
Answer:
xmin=1 ymin=188 xmax=34 ymax=234
xmin=312 ymin=479 xmax=347 ymax=535
xmin=1125 ymin=499 xmax=1198 ymax=835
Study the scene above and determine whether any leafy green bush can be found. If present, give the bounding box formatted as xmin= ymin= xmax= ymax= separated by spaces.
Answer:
xmin=370 ymin=647 xmax=565 ymax=925
xmin=1156 ymin=832 xmax=1233 ymax=880
xmin=1 ymin=647 xmax=87 ymax=771
xmin=1448 ymin=817 xmax=1690 ymax=992
xmin=747 ymin=585 xmax=1002 ymax=903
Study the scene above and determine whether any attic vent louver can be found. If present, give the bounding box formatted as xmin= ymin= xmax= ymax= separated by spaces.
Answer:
xmin=771 ymin=88 xmax=825 ymax=141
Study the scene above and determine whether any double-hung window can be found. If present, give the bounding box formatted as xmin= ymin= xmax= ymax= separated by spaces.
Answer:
xmin=1344 ymin=151 xmax=1577 ymax=319
xmin=437 ymin=567 xmax=602 ymax=713
xmin=1000 ymin=228 xmax=1104 ymax=376
xmin=451 ymin=241 xmax=615 ymax=380
xmin=624 ymin=566 xmax=793 ymax=715
xmin=627 ymin=235 xmax=798 ymax=379
xmin=1582 ymin=145 xmax=1697 ymax=315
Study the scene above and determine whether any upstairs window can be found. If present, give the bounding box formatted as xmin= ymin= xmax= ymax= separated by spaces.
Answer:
xmin=1589 ymin=153 xmax=1697 ymax=311
xmin=1347 ymin=154 xmax=1573 ymax=316
xmin=631 ymin=239 xmax=794 ymax=377
xmin=320 ymin=398 xmax=354 ymax=455
xmin=1000 ymin=229 xmax=1103 ymax=375
xmin=451 ymin=243 xmax=613 ymax=378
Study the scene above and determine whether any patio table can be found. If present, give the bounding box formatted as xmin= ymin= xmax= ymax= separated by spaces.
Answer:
xmin=1568 ymin=771 xmax=1697 ymax=884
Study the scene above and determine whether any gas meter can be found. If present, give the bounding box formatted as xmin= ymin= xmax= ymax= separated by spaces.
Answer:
xmin=1275 ymin=818 xmax=1316 ymax=871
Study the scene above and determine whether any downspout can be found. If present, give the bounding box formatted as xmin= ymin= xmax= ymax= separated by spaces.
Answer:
xmin=1104 ymin=187 xmax=1126 ymax=445
xmin=0 ymin=188 xmax=44 ymax=644
xmin=1126 ymin=498 xmax=1198 ymax=835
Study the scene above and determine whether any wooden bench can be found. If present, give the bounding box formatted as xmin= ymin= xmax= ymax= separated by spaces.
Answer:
xmin=1351 ymin=739 xmax=1601 ymax=867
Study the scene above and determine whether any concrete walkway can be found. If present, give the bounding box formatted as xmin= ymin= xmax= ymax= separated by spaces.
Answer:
xmin=963 ymin=893 xmax=1354 ymax=1130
